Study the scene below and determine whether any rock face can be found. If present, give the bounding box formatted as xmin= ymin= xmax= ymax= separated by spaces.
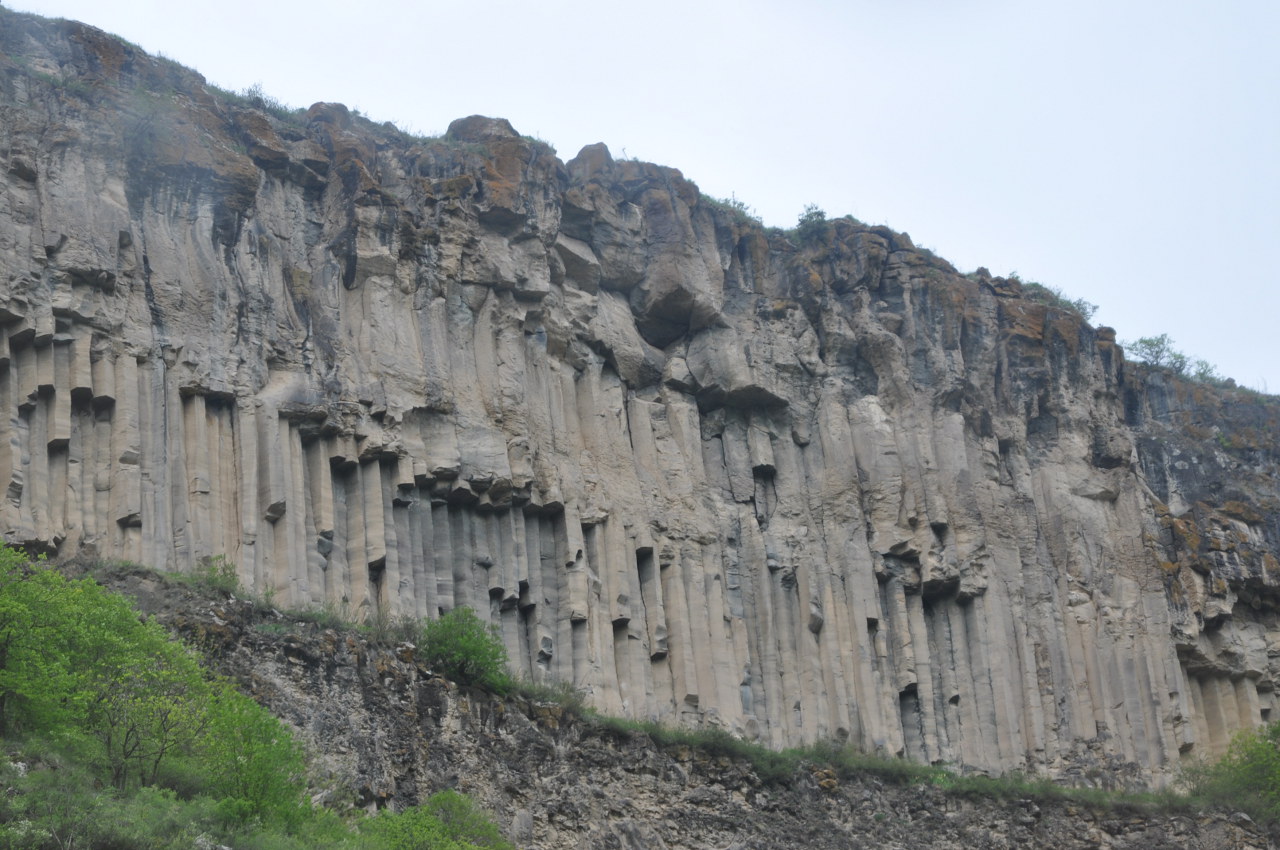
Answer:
xmin=100 ymin=565 xmax=1277 ymax=850
xmin=2 ymin=10 xmax=1279 ymax=785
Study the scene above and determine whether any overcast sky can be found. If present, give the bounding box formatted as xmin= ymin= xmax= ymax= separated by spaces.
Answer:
xmin=8 ymin=0 xmax=1279 ymax=392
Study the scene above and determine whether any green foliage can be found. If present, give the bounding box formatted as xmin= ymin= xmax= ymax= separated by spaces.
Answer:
xmin=207 ymin=81 xmax=305 ymax=123
xmin=519 ymin=134 xmax=557 ymax=154
xmin=421 ymin=789 xmax=514 ymax=849
xmin=183 ymin=553 xmax=285 ymax=613
xmin=1186 ymin=720 xmax=1280 ymax=825
xmin=0 ymin=549 xmax=213 ymax=779
xmin=0 ymin=739 xmax=513 ymax=848
xmin=1190 ymin=357 xmax=1224 ymax=384
xmin=364 ymin=790 xmax=515 ymax=850
xmin=0 ymin=547 xmax=306 ymax=823
xmin=1124 ymin=333 xmax=1187 ymax=374
xmin=418 ymin=607 xmax=512 ymax=693
xmin=361 ymin=608 xmax=422 ymax=646
xmin=1019 ymin=280 xmax=1099 ymax=322
xmin=242 ymin=82 xmax=301 ymax=121
xmin=200 ymin=682 xmax=308 ymax=826
xmin=182 ymin=552 xmax=242 ymax=593
xmin=796 ymin=739 xmax=935 ymax=786
xmin=0 ymin=741 xmax=359 ymax=850
xmin=85 ymin=633 xmax=209 ymax=789
xmin=512 ymin=677 xmax=587 ymax=717
xmin=363 ymin=805 xmax=464 ymax=850
xmin=0 ymin=547 xmax=518 ymax=846
xmin=795 ymin=203 xmax=828 ymax=245
xmin=291 ymin=598 xmax=352 ymax=630
xmin=582 ymin=710 xmax=1202 ymax=816
xmin=702 ymin=193 xmax=761 ymax=226
xmin=1121 ymin=334 xmax=1239 ymax=388
xmin=0 ymin=549 xmax=84 ymax=735
xmin=587 ymin=714 xmax=800 ymax=784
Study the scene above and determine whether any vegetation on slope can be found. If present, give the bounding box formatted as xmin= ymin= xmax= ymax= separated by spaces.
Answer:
xmin=2 ymin=543 xmax=1277 ymax=847
xmin=1185 ymin=720 xmax=1280 ymax=827
xmin=0 ymin=547 xmax=513 ymax=849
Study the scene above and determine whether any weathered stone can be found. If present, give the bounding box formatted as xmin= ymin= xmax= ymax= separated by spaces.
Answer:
xmin=0 ymin=9 xmax=1278 ymax=788
xmin=103 ymin=570 xmax=1274 ymax=850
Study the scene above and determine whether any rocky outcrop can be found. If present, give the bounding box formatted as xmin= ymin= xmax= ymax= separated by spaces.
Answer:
xmin=2 ymin=9 xmax=1278 ymax=785
xmin=99 ymin=564 xmax=1276 ymax=850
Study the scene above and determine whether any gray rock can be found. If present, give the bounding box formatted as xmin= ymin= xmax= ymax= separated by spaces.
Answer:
xmin=0 ymin=8 xmax=1277 ymax=790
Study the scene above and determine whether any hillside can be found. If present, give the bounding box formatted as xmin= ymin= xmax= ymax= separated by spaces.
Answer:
xmin=86 ymin=560 xmax=1275 ymax=849
xmin=0 ymin=5 xmax=1278 ymax=791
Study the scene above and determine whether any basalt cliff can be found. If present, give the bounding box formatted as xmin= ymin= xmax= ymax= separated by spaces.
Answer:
xmin=2 ymin=10 xmax=1278 ymax=787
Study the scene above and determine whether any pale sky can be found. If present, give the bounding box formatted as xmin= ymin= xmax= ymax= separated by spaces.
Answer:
xmin=7 ymin=0 xmax=1279 ymax=392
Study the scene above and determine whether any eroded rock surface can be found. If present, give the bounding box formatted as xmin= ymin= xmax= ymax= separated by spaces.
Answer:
xmin=2 ymin=9 xmax=1279 ymax=784
xmin=100 ymin=566 xmax=1276 ymax=850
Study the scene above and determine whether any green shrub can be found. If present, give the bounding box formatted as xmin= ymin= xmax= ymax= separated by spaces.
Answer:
xmin=363 ymin=805 xmax=463 ymax=850
xmin=421 ymin=789 xmax=514 ymax=849
xmin=0 ymin=549 xmax=83 ymax=735
xmin=1187 ymin=720 xmax=1280 ymax=824
xmin=0 ymin=546 xmax=307 ymax=823
xmin=1124 ymin=333 xmax=1188 ymax=374
xmin=0 ymin=546 xmax=531 ymax=847
xmin=188 ymin=553 xmax=241 ymax=593
xmin=1190 ymin=358 xmax=1225 ymax=384
xmin=702 ymin=193 xmax=761 ymax=226
xmin=512 ymin=677 xmax=587 ymax=717
xmin=85 ymin=633 xmax=211 ymax=789
xmin=1020 ymin=280 xmax=1098 ymax=322
xmin=0 ymin=549 xmax=212 ymax=784
xmin=200 ymin=681 xmax=308 ymax=827
xmin=291 ymin=598 xmax=351 ymax=630
xmin=0 ymin=749 xmax=226 ymax=850
xmin=362 ymin=608 xmax=422 ymax=646
xmin=361 ymin=790 xmax=513 ymax=850
xmin=1119 ymin=333 xmax=1243 ymax=387
xmin=418 ymin=608 xmax=512 ymax=693
xmin=795 ymin=203 xmax=828 ymax=245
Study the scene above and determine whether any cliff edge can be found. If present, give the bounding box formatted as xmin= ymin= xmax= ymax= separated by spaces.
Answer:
xmin=1 ymin=9 xmax=1278 ymax=784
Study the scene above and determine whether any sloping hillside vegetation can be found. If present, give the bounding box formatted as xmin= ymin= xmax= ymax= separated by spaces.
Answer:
xmin=1 ymin=548 xmax=1279 ymax=848
xmin=0 ymin=547 xmax=512 ymax=849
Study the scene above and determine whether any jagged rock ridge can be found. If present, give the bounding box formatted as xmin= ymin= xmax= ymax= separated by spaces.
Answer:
xmin=1 ymin=9 xmax=1278 ymax=784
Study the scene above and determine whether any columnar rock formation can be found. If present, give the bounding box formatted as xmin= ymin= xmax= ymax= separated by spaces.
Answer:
xmin=1 ymin=10 xmax=1278 ymax=783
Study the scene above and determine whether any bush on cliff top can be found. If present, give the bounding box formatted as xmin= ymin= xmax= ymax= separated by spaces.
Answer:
xmin=1122 ymin=332 xmax=1232 ymax=386
xmin=1019 ymin=279 xmax=1099 ymax=322
xmin=795 ymin=203 xmax=828 ymax=245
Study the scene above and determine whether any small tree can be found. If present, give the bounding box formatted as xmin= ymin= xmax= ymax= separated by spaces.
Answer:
xmin=1125 ymin=333 xmax=1188 ymax=374
xmin=87 ymin=645 xmax=208 ymax=789
xmin=200 ymin=681 xmax=307 ymax=826
xmin=419 ymin=608 xmax=511 ymax=693
xmin=362 ymin=806 xmax=462 ymax=850
xmin=795 ymin=203 xmax=827 ymax=245
xmin=0 ymin=549 xmax=78 ymax=735
xmin=1191 ymin=358 xmax=1224 ymax=384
